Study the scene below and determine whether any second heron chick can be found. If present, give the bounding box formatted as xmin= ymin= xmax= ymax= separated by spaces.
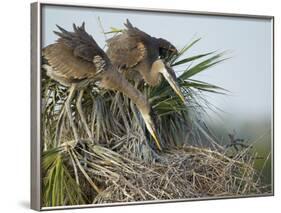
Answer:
xmin=106 ymin=19 xmax=185 ymax=103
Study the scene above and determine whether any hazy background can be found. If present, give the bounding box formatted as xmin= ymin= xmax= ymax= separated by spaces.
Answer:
xmin=42 ymin=5 xmax=273 ymax=180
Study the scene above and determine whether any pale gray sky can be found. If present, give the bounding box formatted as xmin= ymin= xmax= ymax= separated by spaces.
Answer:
xmin=42 ymin=5 xmax=273 ymax=125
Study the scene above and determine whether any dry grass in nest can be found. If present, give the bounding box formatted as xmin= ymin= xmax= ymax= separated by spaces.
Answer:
xmin=51 ymin=138 xmax=268 ymax=205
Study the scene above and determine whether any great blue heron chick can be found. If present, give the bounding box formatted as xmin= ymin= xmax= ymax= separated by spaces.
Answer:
xmin=106 ymin=19 xmax=185 ymax=103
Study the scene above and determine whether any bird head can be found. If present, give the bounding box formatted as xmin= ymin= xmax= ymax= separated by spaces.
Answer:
xmin=152 ymin=59 xmax=186 ymax=103
xmin=156 ymin=39 xmax=185 ymax=103
xmin=157 ymin=38 xmax=178 ymax=59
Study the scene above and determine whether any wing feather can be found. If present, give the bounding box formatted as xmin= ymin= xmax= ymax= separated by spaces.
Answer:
xmin=43 ymin=43 xmax=97 ymax=83
xmin=106 ymin=19 xmax=154 ymax=70
xmin=43 ymin=23 xmax=111 ymax=85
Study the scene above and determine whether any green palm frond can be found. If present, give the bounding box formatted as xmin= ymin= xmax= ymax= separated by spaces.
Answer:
xmin=167 ymin=37 xmax=202 ymax=64
xmin=42 ymin=148 xmax=87 ymax=206
xmin=104 ymin=27 xmax=123 ymax=34
xmin=179 ymin=52 xmax=228 ymax=80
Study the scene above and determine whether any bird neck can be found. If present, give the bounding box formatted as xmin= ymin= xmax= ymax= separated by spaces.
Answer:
xmin=148 ymin=59 xmax=164 ymax=86
xmin=100 ymin=69 xmax=151 ymax=115
xmin=137 ymin=59 xmax=162 ymax=86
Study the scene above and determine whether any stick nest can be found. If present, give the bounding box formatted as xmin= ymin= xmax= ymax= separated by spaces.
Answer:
xmin=55 ymin=138 xmax=268 ymax=205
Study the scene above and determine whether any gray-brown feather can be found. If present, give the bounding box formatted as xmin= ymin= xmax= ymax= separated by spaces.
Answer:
xmin=106 ymin=33 xmax=147 ymax=70
xmin=106 ymin=19 xmax=159 ymax=69
xmin=54 ymin=23 xmax=109 ymax=64
xmin=43 ymin=43 xmax=98 ymax=86
xmin=43 ymin=23 xmax=112 ymax=86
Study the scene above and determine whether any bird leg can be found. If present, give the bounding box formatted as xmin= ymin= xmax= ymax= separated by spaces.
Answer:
xmin=130 ymin=81 xmax=142 ymax=128
xmin=130 ymin=81 xmax=143 ymax=129
xmin=55 ymin=106 xmax=66 ymax=147
xmin=76 ymin=89 xmax=93 ymax=142
xmin=130 ymin=98 xmax=141 ymax=127
xmin=65 ymin=84 xmax=80 ymax=147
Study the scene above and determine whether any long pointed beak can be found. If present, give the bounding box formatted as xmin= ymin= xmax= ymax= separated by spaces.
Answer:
xmin=160 ymin=66 xmax=186 ymax=103
xmin=142 ymin=113 xmax=162 ymax=151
